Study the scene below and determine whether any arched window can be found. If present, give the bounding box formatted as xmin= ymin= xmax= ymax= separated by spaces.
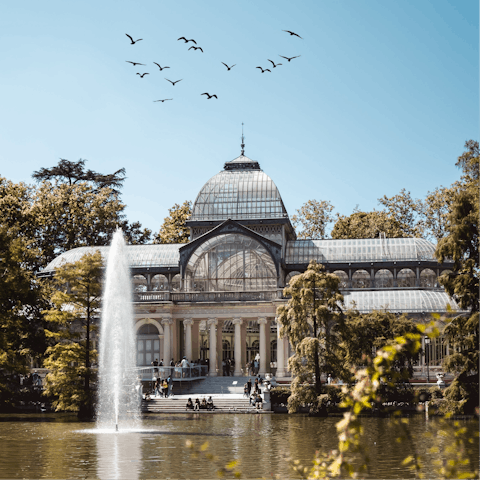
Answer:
xmin=151 ymin=274 xmax=168 ymax=291
xmin=397 ymin=268 xmax=416 ymax=288
xmin=222 ymin=339 xmax=232 ymax=360
xmin=133 ymin=275 xmax=147 ymax=292
xmin=352 ymin=269 xmax=370 ymax=288
xmin=270 ymin=340 xmax=277 ymax=363
xmin=333 ymin=270 xmax=348 ymax=288
xmin=185 ymin=233 xmax=276 ymax=292
xmin=420 ymin=268 xmax=437 ymax=288
xmin=285 ymin=271 xmax=301 ymax=285
xmin=136 ymin=323 xmax=160 ymax=366
xmin=171 ymin=274 xmax=181 ymax=291
xmin=375 ymin=269 xmax=393 ymax=288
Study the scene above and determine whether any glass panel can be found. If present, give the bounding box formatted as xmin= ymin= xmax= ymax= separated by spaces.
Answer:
xmin=146 ymin=340 xmax=152 ymax=351
xmin=145 ymin=353 xmax=152 ymax=364
xmin=154 ymin=340 xmax=159 ymax=351
xmin=138 ymin=340 xmax=144 ymax=352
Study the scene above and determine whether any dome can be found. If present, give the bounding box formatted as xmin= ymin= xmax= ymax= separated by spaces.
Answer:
xmin=190 ymin=155 xmax=288 ymax=221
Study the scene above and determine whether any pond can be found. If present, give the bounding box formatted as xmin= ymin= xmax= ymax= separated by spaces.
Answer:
xmin=0 ymin=413 xmax=477 ymax=479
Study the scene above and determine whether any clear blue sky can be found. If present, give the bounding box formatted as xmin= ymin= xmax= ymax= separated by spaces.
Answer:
xmin=1 ymin=0 xmax=478 ymax=236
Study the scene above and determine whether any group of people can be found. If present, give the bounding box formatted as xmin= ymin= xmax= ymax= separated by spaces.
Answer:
xmin=246 ymin=353 xmax=261 ymax=376
xmin=222 ymin=358 xmax=235 ymax=376
xmin=243 ymin=376 xmax=264 ymax=409
xmin=152 ymin=374 xmax=173 ymax=398
xmin=185 ymin=396 xmax=215 ymax=411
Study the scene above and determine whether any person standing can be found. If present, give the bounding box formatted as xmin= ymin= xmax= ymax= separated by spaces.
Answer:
xmin=167 ymin=374 xmax=173 ymax=397
xmin=225 ymin=359 xmax=231 ymax=376
xmin=247 ymin=378 xmax=252 ymax=396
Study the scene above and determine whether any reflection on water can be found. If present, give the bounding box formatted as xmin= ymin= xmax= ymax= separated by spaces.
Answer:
xmin=0 ymin=413 xmax=477 ymax=479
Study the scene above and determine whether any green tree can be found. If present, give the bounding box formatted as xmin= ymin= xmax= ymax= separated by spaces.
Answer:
xmin=277 ymin=261 xmax=344 ymax=411
xmin=43 ymin=251 xmax=102 ymax=417
xmin=331 ymin=210 xmax=407 ymax=239
xmin=32 ymin=159 xmax=151 ymax=267
xmin=435 ymin=140 xmax=479 ymax=415
xmin=336 ymin=310 xmax=420 ymax=383
xmin=0 ymin=225 xmax=48 ymax=406
xmin=291 ymin=199 xmax=335 ymax=239
xmin=419 ymin=185 xmax=457 ymax=242
xmin=378 ymin=188 xmax=422 ymax=237
xmin=155 ymin=200 xmax=192 ymax=244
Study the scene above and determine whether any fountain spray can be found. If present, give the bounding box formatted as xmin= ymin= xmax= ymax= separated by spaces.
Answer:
xmin=96 ymin=229 xmax=140 ymax=430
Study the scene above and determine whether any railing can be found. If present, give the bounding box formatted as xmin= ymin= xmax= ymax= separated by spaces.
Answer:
xmin=134 ymin=290 xmax=282 ymax=303
xmin=134 ymin=365 xmax=208 ymax=381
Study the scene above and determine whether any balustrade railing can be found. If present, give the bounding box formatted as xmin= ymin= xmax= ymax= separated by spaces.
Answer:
xmin=134 ymin=290 xmax=282 ymax=303
xmin=134 ymin=365 xmax=208 ymax=381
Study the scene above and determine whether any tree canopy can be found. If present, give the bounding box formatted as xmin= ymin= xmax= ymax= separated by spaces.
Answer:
xmin=155 ymin=200 xmax=192 ymax=244
xmin=277 ymin=261 xmax=344 ymax=411
xmin=291 ymin=199 xmax=335 ymax=239
xmin=43 ymin=251 xmax=103 ymax=416
xmin=434 ymin=140 xmax=479 ymax=415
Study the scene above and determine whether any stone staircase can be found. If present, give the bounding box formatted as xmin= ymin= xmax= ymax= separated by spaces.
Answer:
xmin=142 ymin=396 xmax=256 ymax=413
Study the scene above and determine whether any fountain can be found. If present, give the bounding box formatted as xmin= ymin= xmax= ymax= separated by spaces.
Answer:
xmin=96 ymin=229 xmax=140 ymax=430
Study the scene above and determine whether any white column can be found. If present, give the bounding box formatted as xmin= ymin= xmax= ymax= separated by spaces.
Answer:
xmin=233 ymin=318 xmax=243 ymax=376
xmin=276 ymin=318 xmax=286 ymax=378
xmin=161 ymin=318 xmax=173 ymax=366
xmin=207 ymin=318 xmax=218 ymax=376
xmin=258 ymin=317 xmax=267 ymax=376
xmin=183 ymin=318 xmax=193 ymax=362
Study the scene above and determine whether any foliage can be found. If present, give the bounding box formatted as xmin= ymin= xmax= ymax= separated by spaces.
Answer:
xmin=43 ymin=251 xmax=102 ymax=416
xmin=32 ymin=158 xmax=126 ymax=194
xmin=377 ymin=188 xmax=422 ymax=237
xmin=331 ymin=210 xmax=407 ymax=239
xmin=291 ymin=199 xmax=335 ymax=239
xmin=31 ymin=159 xmax=151 ymax=267
xmin=277 ymin=261 xmax=344 ymax=407
xmin=155 ymin=200 xmax=192 ymax=244
xmin=434 ymin=140 xmax=479 ymax=415
xmin=335 ymin=310 xmax=420 ymax=383
xmin=420 ymin=185 xmax=457 ymax=242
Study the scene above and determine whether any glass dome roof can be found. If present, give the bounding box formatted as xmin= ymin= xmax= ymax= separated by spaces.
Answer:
xmin=343 ymin=289 xmax=463 ymax=313
xmin=190 ymin=155 xmax=288 ymax=221
xmin=42 ymin=244 xmax=181 ymax=273
xmin=286 ymin=238 xmax=440 ymax=264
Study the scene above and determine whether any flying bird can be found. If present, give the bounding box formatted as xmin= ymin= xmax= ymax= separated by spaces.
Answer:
xmin=178 ymin=37 xmax=197 ymax=43
xmin=256 ymin=67 xmax=271 ymax=73
xmin=153 ymin=63 xmax=170 ymax=71
xmin=165 ymin=78 xmax=182 ymax=86
xmin=268 ymin=59 xmax=282 ymax=68
xmin=222 ymin=62 xmax=236 ymax=71
xmin=279 ymin=55 xmax=301 ymax=62
xmin=201 ymin=93 xmax=218 ymax=99
xmin=136 ymin=73 xmax=149 ymax=78
xmin=188 ymin=46 xmax=203 ymax=52
xmin=283 ymin=30 xmax=302 ymax=39
xmin=154 ymin=99 xmax=173 ymax=102
xmin=126 ymin=34 xmax=143 ymax=44
xmin=126 ymin=61 xmax=145 ymax=66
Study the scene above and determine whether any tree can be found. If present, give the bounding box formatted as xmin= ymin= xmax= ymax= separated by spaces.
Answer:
xmin=155 ymin=201 xmax=192 ymax=244
xmin=336 ymin=310 xmax=420 ymax=383
xmin=331 ymin=210 xmax=407 ymax=239
xmin=0 ymin=225 xmax=48 ymax=406
xmin=33 ymin=158 xmax=126 ymax=194
xmin=32 ymin=159 xmax=151 ymax=268
xmin=434 ymin=140 xmax=479 ymax=415
xmin=377 ymin=188 xmax=422 ymax=237
xmin=276 ymin=261 xmax=344 ymax=412
xmin=291 ymin=199 xmax=335 ymax=239
xmin=43 ymin=251 xmax=102 ymax=417
xmin=419 ymin=186 xmax=457 ymax=242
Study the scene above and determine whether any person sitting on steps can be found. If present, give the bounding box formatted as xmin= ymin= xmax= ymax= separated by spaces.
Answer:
xmin=206 ymin=396 xmax=214 ymax=410
xmin=194 ymin=398 xmax=200 ymax=411
xmin=201 ymin=398 xmax=207 ymax=410
xmin=185 ymin=398 xmax=194 ymax=410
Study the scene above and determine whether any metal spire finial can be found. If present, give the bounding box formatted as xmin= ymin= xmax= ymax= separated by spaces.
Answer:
xmin=240 ymin=123 xmax=245 ymax=156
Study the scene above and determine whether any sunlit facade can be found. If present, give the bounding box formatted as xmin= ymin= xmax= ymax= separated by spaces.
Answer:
xmin=44 ymin=152 xmax=461 ymax=378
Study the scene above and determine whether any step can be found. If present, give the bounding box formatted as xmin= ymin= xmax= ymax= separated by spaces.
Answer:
xmin=142 ymin=397 xmax=257 ymax=413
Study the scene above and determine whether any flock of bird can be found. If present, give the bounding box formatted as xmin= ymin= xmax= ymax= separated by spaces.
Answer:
xmin=124 ymin=30 xmax=302 ymax=103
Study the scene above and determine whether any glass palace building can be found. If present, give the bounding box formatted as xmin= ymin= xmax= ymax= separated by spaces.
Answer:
xmin=43 ymin=152 xmax=461 ymax=378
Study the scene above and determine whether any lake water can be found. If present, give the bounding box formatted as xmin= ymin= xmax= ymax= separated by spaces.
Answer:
xmin=0 ymin=413 xmax=477 ymax=479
